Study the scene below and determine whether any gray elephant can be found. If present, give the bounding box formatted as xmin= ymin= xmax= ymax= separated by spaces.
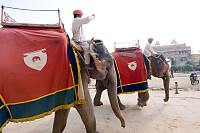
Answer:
xmin=0 ymin=26 xmax=124 ymax=133
xmin=53 ymin=39 xmax=125 ymax=133
xmin=94 ymin=48 xmax=170 ymax=110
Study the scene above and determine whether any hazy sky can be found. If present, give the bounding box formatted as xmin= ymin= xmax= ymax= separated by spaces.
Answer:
xmin=1 ymin=0 xmax=200 ymax=53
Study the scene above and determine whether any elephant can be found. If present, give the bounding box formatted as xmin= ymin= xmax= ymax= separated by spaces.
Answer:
xmin=0 ymin=26 xmax=124 ymax=133
xmin=93 ymin=50 xmax=170 ymax=110
xmin=52 ymin=39 xmax=125 ymax=133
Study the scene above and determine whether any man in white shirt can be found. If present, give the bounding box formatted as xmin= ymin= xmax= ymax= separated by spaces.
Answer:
xmin=72 ymin=10 xmax=95 ymax=69
xmin=143 ymin=38 xmax=169 ymax=78
xmin=143 ymin=38 xmax=157 ymax=57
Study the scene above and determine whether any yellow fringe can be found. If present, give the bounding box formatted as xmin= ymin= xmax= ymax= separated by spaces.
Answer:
xmin=111 ymin=53 xmax=124 ymax=93
xmin=0 ymin=94 xmax=13 ymax=119
xmin=7 ymin=85 xmax=77 ymax=105
xmin=0 ymin=119 xmax=9 ymax=132
xmin=0 ymin=104 xmax=5 ymax=110
xmin=143 ymin=54 xmax=151 ymax=77
xmin=95 ymin=42 xmax=103 ymax=45
xmin=69 ymin=63 xmax=78 ymax=101
xmin=71 ymin=43 xmax=82 ymax=100
xmin=0 ymin=100 xmax=85 ymax=132
xmin=118 ymin=81 xmax=148 ymax=87
xmin=154 ymin=54 xmax=161 ymax=58
xmin=117 ymin=89 xmax=148 ymax=95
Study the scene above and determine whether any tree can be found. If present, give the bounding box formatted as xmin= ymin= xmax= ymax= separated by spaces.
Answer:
xmin=185 ymin=60 xmax=192 ymax=66
xmin=184 ymin=64 xmax=193 ymax=72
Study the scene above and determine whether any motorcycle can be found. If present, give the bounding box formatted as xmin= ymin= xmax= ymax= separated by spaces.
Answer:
xmin=190 ymin=73 xmax=199 ymax=85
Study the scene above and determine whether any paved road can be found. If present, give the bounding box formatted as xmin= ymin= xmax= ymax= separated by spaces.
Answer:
xmin=2 ymin=73 xmax=200 ymax=133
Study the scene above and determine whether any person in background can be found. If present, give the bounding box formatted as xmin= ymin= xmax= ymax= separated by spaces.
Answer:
xmin=170 ymin=67 xmax=174 ymax=78
xmin=72 ymin=10 xmax=95 ymax=69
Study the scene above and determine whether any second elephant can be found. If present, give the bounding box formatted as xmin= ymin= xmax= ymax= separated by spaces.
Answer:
xmin=94 ymin=48 xmax=170 ymax=110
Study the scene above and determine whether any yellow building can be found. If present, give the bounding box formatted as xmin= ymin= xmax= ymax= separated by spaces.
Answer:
xmin=152 ymin=43 xmax=191 ymax=66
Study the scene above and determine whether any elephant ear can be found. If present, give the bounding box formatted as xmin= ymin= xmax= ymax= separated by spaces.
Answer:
xmin=151 ymin=56 xmax=169 ymax=78
xmin=90 ymin=39 xmax=111 ymax=73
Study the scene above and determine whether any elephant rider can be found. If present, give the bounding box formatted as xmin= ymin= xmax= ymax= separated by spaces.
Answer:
xmin=72 ymin=10 xmax=95 ymax=69
xmin=143 ymin=38 xmax=157 ymax=59
xmin=143 ymin=38 xmax=168 ymax=78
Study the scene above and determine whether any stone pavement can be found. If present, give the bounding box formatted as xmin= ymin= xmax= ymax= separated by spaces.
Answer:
xmin=2 ymin=73 xmax=200 ymax=133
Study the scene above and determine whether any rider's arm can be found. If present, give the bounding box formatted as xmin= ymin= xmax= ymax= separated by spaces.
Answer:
xmin=76 ymin=15 xmax=95 ymax=25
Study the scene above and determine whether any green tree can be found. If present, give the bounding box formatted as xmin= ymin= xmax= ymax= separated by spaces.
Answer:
xmin=172 ymin=64 xmax=193 ymax=72
xmin=185 ymin=60 xmax=192 ymax=66
xmin=171 ymin=65 xmax=177 ymax=72
xmin=184 ymin=64 xmax=193 ymax=72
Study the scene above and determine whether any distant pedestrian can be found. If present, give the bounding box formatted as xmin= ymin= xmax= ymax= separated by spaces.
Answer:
xmin=170 ymin=67 xmax=174 ymax=78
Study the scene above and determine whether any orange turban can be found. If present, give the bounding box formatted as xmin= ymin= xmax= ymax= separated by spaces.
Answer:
xmin=73 ymin=10 xmax=83 ymax=16
xmin=148 ymin=38 xmax=153 ymax=42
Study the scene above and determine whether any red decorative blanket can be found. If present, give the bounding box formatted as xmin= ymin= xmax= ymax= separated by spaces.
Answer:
xmin=0 ymin=27 xmax=74 ymax=103
xmin=112 ymin=48 xmax=149 ymax=94
xmin=0 ymin=27 xmax=82 ymax=131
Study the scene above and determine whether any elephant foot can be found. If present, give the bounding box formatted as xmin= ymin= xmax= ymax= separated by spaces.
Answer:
xmin=163 ymin=97 xmax=169 ymax=102
xmin=94 ymin=101 xmax=103 ymax=106
xmin=138 ymin=102 xmax=147 ymax=107
xmin=119 ymin=104 xmax=125 ymax=110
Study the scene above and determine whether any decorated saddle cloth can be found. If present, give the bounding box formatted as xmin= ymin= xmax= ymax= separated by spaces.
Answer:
xmin=0 ymin=27 xmax=83 ymax=131
xmin=112 ymin=48 xmax=150 ymax=95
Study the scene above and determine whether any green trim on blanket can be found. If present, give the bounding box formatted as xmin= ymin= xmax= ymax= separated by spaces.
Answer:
xmin=117 ymin=89 xmax=148 ymax=95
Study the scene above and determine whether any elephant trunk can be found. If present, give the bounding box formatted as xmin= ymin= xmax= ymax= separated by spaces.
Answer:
xmin=107 ymin=88 xmax=125 ymax=127
xmin=151 ymin=56 xmax=170 ymax=102
xmin=106 ymin=66 xmax=125 ymax=128
xmin=163 ymin=70 xmax=170 ymax=102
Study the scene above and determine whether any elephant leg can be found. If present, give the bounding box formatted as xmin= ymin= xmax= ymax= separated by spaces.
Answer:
xmin=75 ymin=103 xmax=97 ymax=133
xmin=52 ymin=109 xmax=70 ymax=133
xmin=94 ymin=80 xmax=105 ymax=106
xmin=162 ymin=71 xmax=170 ymax=102
xmin=137 ymin=91 xmax=149 ymax=107
xmin=75 ymin=89 xmax=97 ymax=133
xmin=74 ymin=72 xmax=97 ymax=133
xmin=117 ymin=96 xmax=125 ymax=110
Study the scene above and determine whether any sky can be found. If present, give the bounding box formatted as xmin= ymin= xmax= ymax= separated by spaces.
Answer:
xmin=1 ymin=0 xmax=200 ymax=53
